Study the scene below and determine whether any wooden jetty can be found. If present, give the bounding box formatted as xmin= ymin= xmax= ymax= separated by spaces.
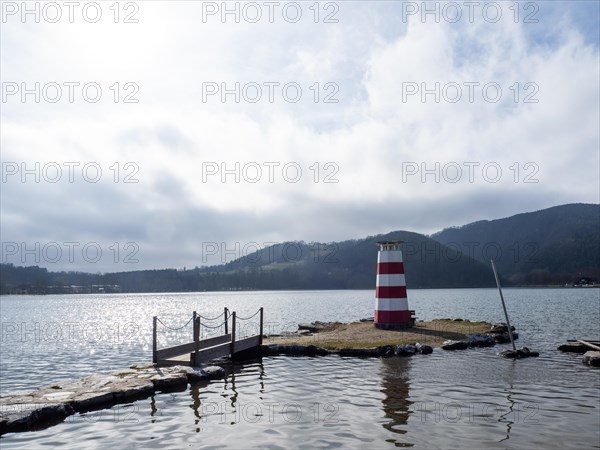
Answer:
xmin=152 ymin=307 xmax=264 ymax=366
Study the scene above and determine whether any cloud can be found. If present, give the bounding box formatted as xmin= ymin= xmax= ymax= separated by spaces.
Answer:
xmin=1 ymin=1 xmax=598 ymax=272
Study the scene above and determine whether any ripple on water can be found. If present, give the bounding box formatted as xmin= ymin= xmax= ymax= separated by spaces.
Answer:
xmin=1 ymin=289 xmax=599 ymax=448
xmin=1 ymin=355 xmax=599 ymax=449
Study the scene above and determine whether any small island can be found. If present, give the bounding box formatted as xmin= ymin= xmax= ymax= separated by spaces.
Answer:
xmin=265 ymin=319 xmax=492 ymax=350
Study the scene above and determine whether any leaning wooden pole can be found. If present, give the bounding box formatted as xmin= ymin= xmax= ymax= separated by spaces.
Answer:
xmin=152 ymin=316 xmax=157 ymax=364
xmin=577 ymin=340 xmax=600 ymax=351
xmin=224 ymin=307 xmax=229 ymax=335
xmin=491 ymin=259 xmax=516 ymax=351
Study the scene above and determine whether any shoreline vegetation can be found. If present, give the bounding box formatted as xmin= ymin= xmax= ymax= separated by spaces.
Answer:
xmin=2 ymin=284 xmax=599 ymax=296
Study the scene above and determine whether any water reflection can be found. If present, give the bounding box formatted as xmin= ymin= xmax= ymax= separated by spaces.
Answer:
xmin=498 ymin=361 xmax=517 ymax=444
xmin=150 ymin=395 xmax=157 ymax=421
xmin=0 ymin=353 xmax=597 ymax=449
xmin=190 ymin=383 xmax=201 ymax=432
xmin=185 ymin=358 xmax=267 ymax=430
xmin=225 ymin=365 xmax=239 ymax=408
xmin=379 ymin=357 xmax=414 ymax=448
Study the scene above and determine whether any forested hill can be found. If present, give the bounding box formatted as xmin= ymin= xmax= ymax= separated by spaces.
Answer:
xmin=193 ymin=230 xmax=496 ymax=289
xmin=1 ymin=203 xmax=598 ymax=294
xmin=430 ymin=203 xmax=600 ymax=285
xmin=0 ymin=232 xmax=495 ymax=294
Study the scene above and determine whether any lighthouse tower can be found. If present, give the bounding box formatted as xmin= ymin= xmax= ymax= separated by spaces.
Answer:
xmin=375 ymin=241 xmax=412 ymax=329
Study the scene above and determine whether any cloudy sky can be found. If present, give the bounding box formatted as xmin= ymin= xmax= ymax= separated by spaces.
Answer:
xmin=1 ymin=1 xmax=598 ymax=272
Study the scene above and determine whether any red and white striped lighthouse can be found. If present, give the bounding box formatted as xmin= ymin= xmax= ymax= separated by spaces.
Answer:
xmin=375 ymin=241 xmax=412 ymax=329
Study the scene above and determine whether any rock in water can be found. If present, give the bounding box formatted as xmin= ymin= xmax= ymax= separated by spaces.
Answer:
xmin=489 ymin=323 xmax=516 ymax=334
xmin=489 ymin=324 xmax=519 ymax=343
xmin=518 ymin=347 xmax=539 ymax=357
xmin=339 ymin=348 xmax=381 ymax=357
xmin=396 ymin=345 xmax=416 ymax=356
xmin=499 ymin=347 xmax=540 ymax=359
xmin=442 ymin=340 xmax=469 ymax=350
xmin=558 ymin=343 xmax=589 ymax=353
xmin=201 ymin=366 xmax=226 ymax=379
xmin=304 ymin=345 xmax=329 ymax=356
xmin=261 ymin=344 xmax=280 ymax=355
xmin=499 ymin=349 xmax=519 ymax=358
xmin=582 ymin=351 xmax=600 ymax=367
xmin=466 ymin=334 xmax=496 ymax=347
xmin=377 ymin=345 xmax=396 ymax=357
xmin=494 ymin=331 xmax=519 ymax=343
xmin=281 ymin=345 xmax=310 ymax=355
xmin=415 ymin=343 xmax=433 ymax=354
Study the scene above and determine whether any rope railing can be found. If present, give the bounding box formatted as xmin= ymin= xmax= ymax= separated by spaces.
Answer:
xmin=156 ymin=315 xmax=195 ymax=331
xmin=199 ymin=318 xmax=228 ymax=330
xmin=198 ymin=311 xmax=226 ymax=321
xmin=235 ymin=308 xmax=261 ymax=321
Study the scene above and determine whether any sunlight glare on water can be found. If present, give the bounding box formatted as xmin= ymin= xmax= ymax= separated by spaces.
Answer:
xmin=1 ymin=288 xmax=599 ymax=448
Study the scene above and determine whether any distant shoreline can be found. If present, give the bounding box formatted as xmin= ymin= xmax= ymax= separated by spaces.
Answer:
xmin=2 ymin=284 xmax=598 ymax=296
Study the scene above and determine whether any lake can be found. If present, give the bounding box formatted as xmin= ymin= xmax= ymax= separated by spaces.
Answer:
xmin=1 ymin=288 xmax=599 ymax=448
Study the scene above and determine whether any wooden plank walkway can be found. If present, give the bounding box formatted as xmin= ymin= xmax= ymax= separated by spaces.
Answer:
xmin=153 ymin=308 xmax=264 ymax=366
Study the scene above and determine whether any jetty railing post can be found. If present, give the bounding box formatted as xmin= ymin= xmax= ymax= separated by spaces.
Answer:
xmin=491 ymin=259 xmax=517 ymax=351
xmin=231 ymin=312 xmax=236 ymax=356
xmin=224 ymin=307 xmax=229 ymax=335
xmin=193 ymin=311 xmax=200 ymax=352
xmin=152 ymin=316 xmax=157 ymax=364
xmin=259 ymin=307 xmax=264 ymax=345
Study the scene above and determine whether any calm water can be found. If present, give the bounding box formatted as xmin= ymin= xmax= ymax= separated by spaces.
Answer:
xmin=1 ymin=289 xmax=599 ymax=449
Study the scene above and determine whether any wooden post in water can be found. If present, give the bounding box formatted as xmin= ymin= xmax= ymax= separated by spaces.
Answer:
xmin=259 ymin=307 xmax=264 ymax=345
xmin=224 ymin=307 xmax=229 ymax=335
xmin=231 ymin=311 xmax=236 ymax=355
xmin=152 ymin=316 xmax=157 ymax=364
xmin=491 ymin=259 xmax=517 ymax=351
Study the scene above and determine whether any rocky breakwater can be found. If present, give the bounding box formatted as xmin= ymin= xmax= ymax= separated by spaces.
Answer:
xmin=260 ymin=342 xmax=434 ymax=358
xmin=441 ymin=323 xmax=539 ymax=359
xmin=441 ymin=323 xmax=517 ymax=350
xmin=0 ymin=364 xmax=225 ymax=435
xmin=338 ymin=343 xmax=433 ymax=358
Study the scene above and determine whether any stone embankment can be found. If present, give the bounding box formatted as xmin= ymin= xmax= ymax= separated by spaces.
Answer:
xmin=0 ymin=364 xmax=225 ymax=435
xmin=260 ymin=343 xmax=434 ymax=358
xmin=439 ymin=323 xmax=539 ymax=358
